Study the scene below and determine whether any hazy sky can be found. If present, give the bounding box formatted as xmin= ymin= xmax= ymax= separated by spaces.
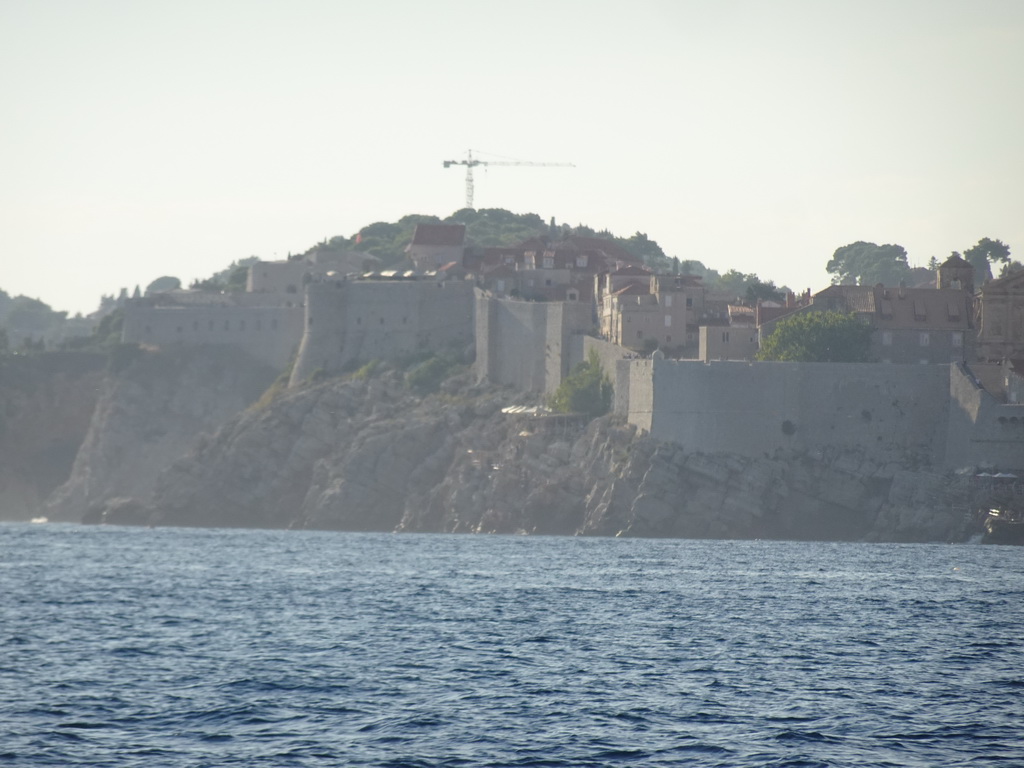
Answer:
xmin=2 ymin=0 xmax=1022 ymax=315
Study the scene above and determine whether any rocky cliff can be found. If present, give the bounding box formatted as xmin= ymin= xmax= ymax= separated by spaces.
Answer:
xmin=44 ymin=345 xmax=278 ymax=522
xmin=128 ymin=364 xmax=979 ymax=542
xmin=0 ymin=353 xmax=106 ymax=519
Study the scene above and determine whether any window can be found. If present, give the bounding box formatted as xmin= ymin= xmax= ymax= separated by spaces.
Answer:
xmin=665 ymin=315 xmax=672 ymax=327
xmin=543 ymin=256 xmax=555 ymax=269
xmin=576 ymin=255 xmax=587 ymax=267
xmin=637 ymin=331 xmax=644 ymax=339
xmin=686 ymin=297 xmax=693 ymax=308
xmin=952 ymin=331 xmax=963 ymax=348
xmin=919 ymin=332 xmax=930 ymax=347
xmin=664 ymin=295 xmax=672 ymax=308
xmin=722 ymin=331 xmax=730 ymax=342
xmin=882 ymin=331 xmax=892 ymax=346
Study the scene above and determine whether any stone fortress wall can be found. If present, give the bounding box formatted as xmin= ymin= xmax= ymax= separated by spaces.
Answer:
xmin=627 ymin=359 xmax=951 ymax=466
xmin=121 ymin=303 xmax=305 ymax=370
xmin=117 ymin=254 xmax=1024 ymax=473
xmin=474 ymin=290 xmax=594 ymax=395
xmin=290 ymin=278 xmax=475 ymax=385
xmin=946 ymin=362 xmax=1024 ymax=469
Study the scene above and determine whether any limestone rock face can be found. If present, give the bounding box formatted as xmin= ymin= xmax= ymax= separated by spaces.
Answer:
xmin=44 ymin=346 xmax=277 ymax=522
xmin=0 ymin=353 xmax=106 ymax=520
xmin=33 ymin=346 xmax=986 ymax=542
xmin=133 ymin=366 xmax=981 ymax=543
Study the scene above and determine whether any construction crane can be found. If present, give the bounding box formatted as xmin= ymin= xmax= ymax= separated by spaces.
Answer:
xmin=443 ymin=149 xmax=574 ymax=209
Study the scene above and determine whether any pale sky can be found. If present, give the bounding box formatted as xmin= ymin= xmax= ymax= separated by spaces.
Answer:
xmin=2 ymin=0 xmax=1022 ymax=315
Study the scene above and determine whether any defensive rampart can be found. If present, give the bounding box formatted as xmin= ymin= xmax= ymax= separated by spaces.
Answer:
xmin=946 ymin=363 xmax=1024 ymax=469
xmin=475 ymin=291 xmax=594 ymax=395
xmin=290 ymin=278 xmax=475 ymax=385
xmin=122 ymin=303 xmax=304 ymax=370
xmin=628 ymin=359 xmax=953 ymax=467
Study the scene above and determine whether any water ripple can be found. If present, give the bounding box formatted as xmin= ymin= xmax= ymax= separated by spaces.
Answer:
xmin=1 ymin=523 xmax=1023 ymax=767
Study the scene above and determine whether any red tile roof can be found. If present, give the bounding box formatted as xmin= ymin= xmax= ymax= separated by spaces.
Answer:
xmin=410 ymin=223 xmax=466 ymax=247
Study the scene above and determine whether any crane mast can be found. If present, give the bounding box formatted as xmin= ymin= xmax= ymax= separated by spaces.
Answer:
xmin=442 ymin=149 xmax=574 ymax=209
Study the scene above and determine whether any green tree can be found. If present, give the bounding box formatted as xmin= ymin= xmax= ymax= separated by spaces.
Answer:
xmin=999 ymin=260 xmax=1024 ymax=278
xmin=745 ymin=278 xmax=785 ymax=304
xmin=623 ymin=231 xmax=673 ymax=272
xmin=549 ymin=349 xmax=612 ymax=418
xmin=678 ymin=259 xmax=721 ymax=283
xmin=145 ymin=276 xmax=181 ymax=294
xmin=757 ymin=311 xmax=872 ymax=362
xmin=713 ymin=270 xmax=784 ymax=303
xmin=963 ymin=237 xmax=1011 ymax=282
xmin=826 ymin=242 xmax=910 ymax=286
xmin=405 ymin=355 xmax=458 ymax=395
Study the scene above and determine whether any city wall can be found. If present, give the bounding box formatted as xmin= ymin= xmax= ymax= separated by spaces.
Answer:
xmin=290 ymin=279 xmax=474 ymax=385
xmin=475 ymin=291 xmax=594 ymax=395
xmin=580 ymin=336 xmax=635 ymax=415
xmin=628 ymin=359 xmax=953 ymax=467
xmin=122 ymin=304 xmax=304 ymax=370
xmin=946 ymin=363 xmax=1024 ymax=469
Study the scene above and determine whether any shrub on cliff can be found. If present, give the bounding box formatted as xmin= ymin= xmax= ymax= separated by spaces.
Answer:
xmin=406 ymin=356 xmax=459 ymax=395
xmin=549 ymin=350 xmax=612 ymax=418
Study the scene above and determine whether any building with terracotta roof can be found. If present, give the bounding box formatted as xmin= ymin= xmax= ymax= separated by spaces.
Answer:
xmin=759 ymin=264 xmax=975 ymax=364
xmin=406 ymin=223 xmax=467 ymax=271
xmin=597 ymin=272 xmax=707 ymax=356
xmin=467 ymin=235 xmax=643 ymax=303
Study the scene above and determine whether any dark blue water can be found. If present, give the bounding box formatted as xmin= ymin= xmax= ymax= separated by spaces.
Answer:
xmin=1 ymin=524 xmax=1022 ymax=767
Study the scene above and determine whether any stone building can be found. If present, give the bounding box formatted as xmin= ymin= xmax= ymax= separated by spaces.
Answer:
xmin=468 ymin=235 xmax=642 ymax=303
xmin=976 ymin=269 xmax=1024 ymax=362
xmin=758 ymin=259 xmax=975 ymax=365
xmin=598 ymin=273 xmax=705 ymax=356
xmin=406 ymin=224 xmax=466 ymax=271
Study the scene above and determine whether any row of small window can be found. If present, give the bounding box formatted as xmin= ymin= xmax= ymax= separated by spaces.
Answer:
xmin=660 ymin=296 xmax=693 ymax=308
xmin=635 ymin=332 xmax=672 ymax=343
xmin=309 ymin=316 xmax=410 ymax=327
xmin=625 ymin=315 xmax=676 ymax=326
xmin=150 ymin=318 xmax=281 ymax=334
xmin=880 ymin=331 xmax=963 ymax=347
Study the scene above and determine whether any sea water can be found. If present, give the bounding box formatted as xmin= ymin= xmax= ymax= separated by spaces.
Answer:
xmin=1 ymin=523 xmax=1022 ymax=767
